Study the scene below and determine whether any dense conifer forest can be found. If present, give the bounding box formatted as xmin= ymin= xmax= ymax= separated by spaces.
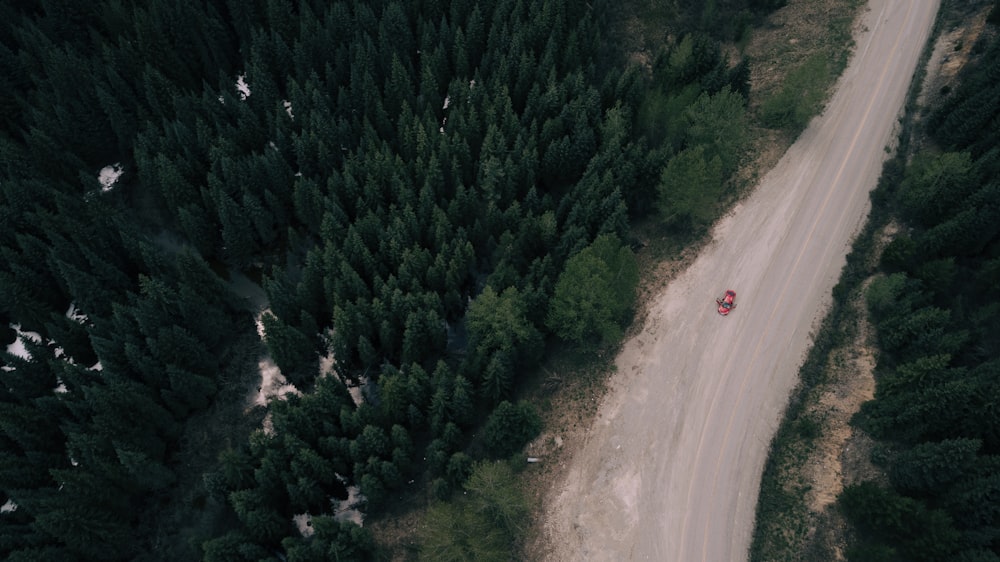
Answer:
xmin=842 ymin=7 xmax=1000 ymax=560
xmin=0 ymin=0 xmax=781 ymax=559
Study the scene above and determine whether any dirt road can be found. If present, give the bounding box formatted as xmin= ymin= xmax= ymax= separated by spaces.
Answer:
xmin=540 ymin=2 xmax=939 ymax=560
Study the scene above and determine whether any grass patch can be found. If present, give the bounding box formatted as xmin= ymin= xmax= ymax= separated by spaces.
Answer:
xmin=751 ymin=0 xmax=861 ymax=135
xmin=759 ymin=52 xmax=833 ymax=131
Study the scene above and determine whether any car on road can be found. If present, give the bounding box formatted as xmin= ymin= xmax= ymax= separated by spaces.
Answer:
xmin=716 ymin=290 xmax=736 ymax=315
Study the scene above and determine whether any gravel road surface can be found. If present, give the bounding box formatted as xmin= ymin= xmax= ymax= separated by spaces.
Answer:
xmin=541 ymin=2 xmax=939 ymax=560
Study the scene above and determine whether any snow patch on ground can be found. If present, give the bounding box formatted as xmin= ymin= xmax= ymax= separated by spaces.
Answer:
xmin=249 ymin=309 xmax=301 ymax=425
xmin=293 ymin=513 xmax=314 ymax=537
xmin=237 ymin=281 xmax=359 ymax=524
xmin=333 ymin=479 xmax=365 ymax=525
xmin=5 ymin=324 xmax=76 ymax=378
xmin=1 ymin=499 xmax=16 ymax=514
xmin=254 ymin=310 xmax=268 ymax=340
xmin=253 ymin=357 xmax=300 ymax=410
xmin=318 ymin=329 xmax=337 ymax=379
xmin=236 ymin=74 xmax=251 ymax=100
xmin=65 ymin=303 xmax=88 ymax=324
xmin=318 ymin=350 xmax=336 ymax=379
xmin=98 ymin=163 xmax=124 ymax=192
xmin=6 ymin=324 xmax=41 ymax=360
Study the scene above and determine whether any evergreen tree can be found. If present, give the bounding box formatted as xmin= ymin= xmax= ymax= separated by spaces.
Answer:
xmin=261 ymin=311 xmax=316 ymax=389
xmin=547 ymin=234 xmax=639 ymax=343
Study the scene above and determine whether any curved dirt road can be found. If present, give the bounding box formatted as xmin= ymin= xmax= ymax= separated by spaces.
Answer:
xmin=541 ymin=2 xmax=939 ymax=560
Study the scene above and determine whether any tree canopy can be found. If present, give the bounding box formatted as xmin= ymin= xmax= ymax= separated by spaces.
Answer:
xmin=0 ymin=0 xmax=778 ymax=559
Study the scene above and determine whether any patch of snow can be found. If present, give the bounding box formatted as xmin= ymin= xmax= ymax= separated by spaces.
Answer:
xmin=293 ymin=513 xmax=314 ymax=537
xmin=332 ymin=482 xmax=365 ymax=525
xmin=318 ymin=350 xmax=336 ymax=379
xmin=54 ymin=377 xmax=68 ymax=394
xmin=89 ymin=361 xmax=103 ymax=371
xmin=283 ymin=100 xmax=294 ymax=118
xmin=52 ymin=346 xmax=75 ymax=365
xmin=470 ymin=79 xmax=476 ymax=89
xmin=1 ymin=499 xmax=16 ymax=514
xmin=98 ymin=163 xmax=124 ymax=192
xmin=23 ymin=328 xmax=43 ymax=343
xmin=252 ymin=357 xmax=300 ymax=409
xmin=254 ymin=311 xmax=268 ymax=339
xmin=5 ymin=340 xmax=28 ymax=361
xmin=439 ymin=116 xmax=447 ymax=134
xmin=65 ymin=303 xmax=88 ymax=324
xmin=442 ymin=95 xmax=451 ymax=110
xmin=249 ymin=309 xmax=301 ymax=410
xmin=236 ymin=74 xmax=251 ymax=100
xmin=6 ymin=324 xmax=41 ymax=360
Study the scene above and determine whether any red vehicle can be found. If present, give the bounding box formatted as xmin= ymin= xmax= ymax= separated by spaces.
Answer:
xmin=716 ymin=290 xmax=736 ymax=316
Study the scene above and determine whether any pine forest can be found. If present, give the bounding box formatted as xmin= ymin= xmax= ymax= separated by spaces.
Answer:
xmin=0 ymin=0 xmax=783 ymax=559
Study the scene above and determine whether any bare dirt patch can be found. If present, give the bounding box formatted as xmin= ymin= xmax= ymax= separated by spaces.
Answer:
xmin=744 ymin=0 xmax=863 ymax=106
xmin=802 ymin=313 xmax=877 ymax=515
